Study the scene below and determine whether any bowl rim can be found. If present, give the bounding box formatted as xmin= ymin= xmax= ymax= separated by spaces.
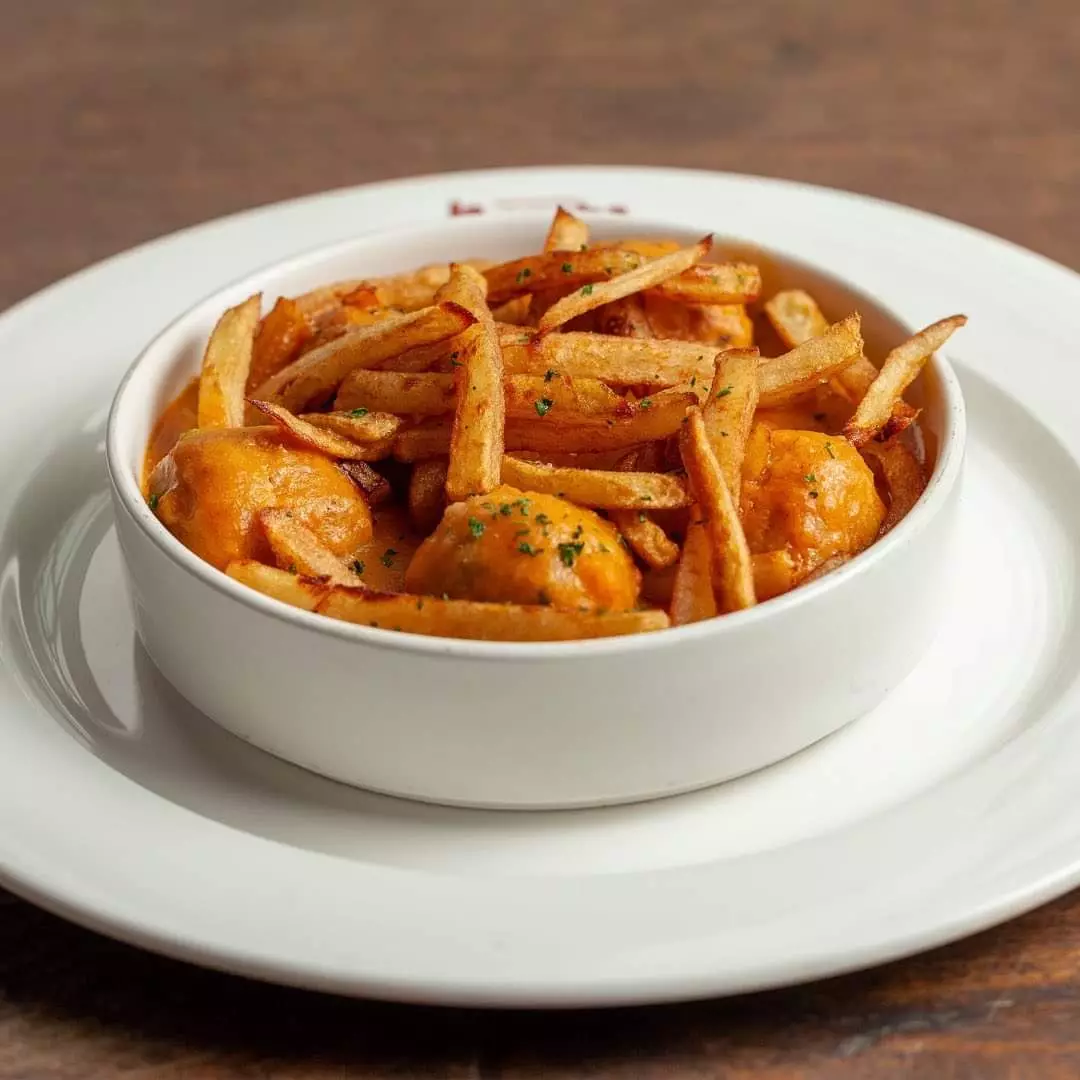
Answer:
xmin=105 ymin=211 xmax=967 ymax=662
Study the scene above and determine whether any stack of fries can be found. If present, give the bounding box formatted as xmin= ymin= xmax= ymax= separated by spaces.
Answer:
xmin=161 ymin=207 xmax=965 ymax=641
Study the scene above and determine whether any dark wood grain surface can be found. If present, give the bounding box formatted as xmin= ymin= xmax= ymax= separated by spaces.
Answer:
xmin=2 ymin=1 xmax=1079 ymax=1076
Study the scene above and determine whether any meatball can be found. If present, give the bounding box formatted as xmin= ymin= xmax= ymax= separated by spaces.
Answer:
xmin=741 ymin=426 xmax=884 ymax=575
xmin=405 ymin=485 xmax=639 ymax=612
xmin=152 ymin=426 xmax=373 ymax=570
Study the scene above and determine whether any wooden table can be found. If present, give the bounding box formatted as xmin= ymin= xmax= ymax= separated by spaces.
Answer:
xmin=3 ymin=2 xmax=1078 ymax=1075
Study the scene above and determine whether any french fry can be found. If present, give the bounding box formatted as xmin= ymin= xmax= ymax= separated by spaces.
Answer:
xmin=408 ymin=458 xmax=449 ymax=533
xmin=254 ymin=303 xmax=476 ymax=411
xmin=756 ymin=314 xmax=864 ymax=407
xmin=538 ymin=237 xmax=712 ymax=332
xmin=340 ymin=461 xmax=393 ymax=506
xmin=503 ymin=373 xmax=625 ymax=419
xmin=317 ymin=587 xmax=671 ymax=641
xmin=335 ymin=370 xmax=458 ymax=415
xmin=751 ymin=550 xmax=797 ymax=601
xmin=249 ymin=399 xmax=396 ymax=461
xmin=844 ymin=315 xmax=967 ymax=447
xmin=679 ymin=408 xmax=756 ymax=612
xmin=299 ymin=410 xmax=402 ymax=442
xmin=763 ymin=289 xmax=829 ymax=349
xmin=596 ymin=296 xmax=653 ymax=338
xmin=500 ymin=455 xmax=690 ymax=509
xmin=198 ymin=293 xmax=261 ymax=429
xmin=392 ymin=392 xmax=696 ymax=461
xmin=440 ymin=264 xmax=505 ymax=501
xmin=650 ymin=262 xmax=761 ymax=305
xmin=701 ymin=348 xmax=760 ymax=496
xmin=670 ymin=516 xmax=716 ymax=624
xmin=544 ymin=206 xmax=590 ymax=252
xmin=611 ymin=510 xmax=680 ymax=570
xmin=247 ymin=297 xmax=312 ymax=392
xmin=258 ymin=509 xmax=364 ymax=585
xmin=861 ymin=437 xmax=927 ymax=533
xmin=226 ymin=560 xmax=330 ymax=612
xmin=484 ymin=249 xmax=642 ymax=304
xmin=501 ymin=331 xmax=717 ymax=387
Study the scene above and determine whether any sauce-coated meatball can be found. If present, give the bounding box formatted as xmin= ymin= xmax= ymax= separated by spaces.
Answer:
xmin=405 ymin=485 xmax=639 ymax=612
xmin=153 ymin=426 xmax=373 ymax=570
xmin=741 ymin=426 xmax=884 ymax=575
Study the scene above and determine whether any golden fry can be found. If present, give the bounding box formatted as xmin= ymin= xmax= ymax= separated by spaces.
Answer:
xmin=317 ymin=587 xmax=671 ymax=641
xmin=258 ymin=509 xmax=364 ymax=585
xmin=544 ymin=206 xmax=590 ymax=252
xmin=679 ymin=409 xmax=756 ymax=612
xmin=299 ymin=410 xmax=402 ymax=442
xmin=650 ymin=262 xmax=761 ymax=305
xmin=611 ymin=510 xmax=680 ymax=571
xmin=336 ymin=370 xmax=457 ymax=415
xmin=225 ymin=560 xmax=330 ymax=612
xmin=670 ymin=516 xmax=716 ymax=624
xmin=254 ymin=303 xmax=476 ymax=412
xmin=861 ymin=437 xmax=928 ymax=533
xmin=500 ymin=455 xmax=690 ymax=510
xmin=247 ymin=297 xmax=313 ymax=392
xmin=484 ymin=249 xmax=642 ymax=304
xmin=845 ymin=315 xmax=967 ymax=447
xmin=763 ymin=289 xmax=829 ymax=349
xmin=701 ymin=348 xmax=760 ymax=496
xmin=441 ymin=264 xmax=505 ymax=501
xmin=249 ymin=399 xmax=396 ymax=461
xmin=198 ymin=293 xmax=261 ymax=429
xmin=538 ymin=237 xmax=712 ymax=332
xmin=408 ymin=458 xmax=449 ymax=533
xmin=339 ymin=461 xmax=392 ymax=506
xmin=756 ymin=314 xmax=864 ymax=407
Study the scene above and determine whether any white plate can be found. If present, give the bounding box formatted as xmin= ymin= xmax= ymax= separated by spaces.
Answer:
xmin=1 ymin=166 xmax=1079 ymax=1008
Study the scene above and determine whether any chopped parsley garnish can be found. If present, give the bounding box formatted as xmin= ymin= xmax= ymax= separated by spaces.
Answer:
xmin=518 ymin=541 xmax=541 ymax=556
xmin=579 ymin=243 xmax=588 ymax=251
xmin=716 ymin=385 xmax=733 ymax=398
xmin=558 ymin=541 xmax=585 ymax=567
xmin=288 ymin=563 xmax=297 ymax=574
xmin=825 ymin=441 xmax=836 ymax=459
xmin=535 ymin=513 xmax=551 ymax=526
xmin=580 ymin=284 xmax=594 ymax=296
xmin=352 ymin=559 xmax=365 ymax=575
xmin=416 ymin=598 xmax=424 ymax=610
xmin=515 ymin=267 xmax=532 ymax=283
xmin=349 ymin=407 xmax=369 ymax=417
xmin=534 ymin=398 xmax=554 ymax=417
xmin=804 ymin=473 xmax=817 ymax=485
xmin=498 ymin=502 xmax=513 ymax=516
xmin=639 ymin=397 xmax=653 ymax=409
xmin=148 ymin=493 xmax=160 ymax=512
xmin=572 ymin=524 xmax=584 ymax=539
xmin=514 ymin=497 xmax=531 ymax=515
xmin=537 ymin=588 xmax=552 ymax=605
xmin=561 ymin=262 xmax=573 ymax=273
xmin=467 ymin=516 xmax=485 ymax=538
xmin=544 ymin=368 xmax=557 ymax=382
xmin=380 ymin=548 xmax=397 ymax=567
xmin=689 ymin=376 xmax=696 ymax=387
xmin=721 ymin=429 xmax=730 ymax=437
xmin=637 ymin=512 xmax=647 ymax=523
xmin=449 ymin=357 xmax=463 ymax=368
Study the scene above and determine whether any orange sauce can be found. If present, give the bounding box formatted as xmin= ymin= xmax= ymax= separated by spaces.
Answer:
xmin=143 ymin=377 xmax=199 ymax=494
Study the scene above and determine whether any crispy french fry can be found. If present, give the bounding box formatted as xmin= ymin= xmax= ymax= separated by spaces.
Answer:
xmin=544 ymin=206 xmax=590 ymax=252
xmin=198 ymin=293 xmax=261 ymax=429
xmin=844 ymin=315 xmax=967 ymax=447
xmin=226 ymin=560 xmax=330 ymax=612
xmin=500 ymin=455 xmax=690 ymax=509
xmin=503 ymin=374 xmax=625 ymax=419
xmin=258 ymin=509 xmax=364 ymax=585
xmin=441 ymin=264 xmax=505 ymax=501
xmin=756 ymin=314 xmax=864 ymax=407
xmin=247 ymin=297 xmax=312 ymax=392
xmin=751 ymin=550 xmax=797 ymax=601
xmin=538 ymin=237 xmax=712 ymax=332
xmin=254 ymin=303 xmax=476 ymax=411
xmin=670 ymin=516 xmax=716 ymax=624
xmin=317 ymin=587 xmax=671 ymax=641
xmin=701 ymin=348 xmax=760 ymax=495
xmin=596 ymin=296 xmax=653 ymax=338
xmin=604 ymin=238 xmax=682 ymax=258
xmin=861 ymin=437 xmax=927 ymax=533
xmin=408 ymin=458 xmax=449 ymax=533
xmin=340 ymin=461 xmax=392 ymax=506
xmin=484 ymin=249 xmax=642 ymax=304
xmin=249 ymin=399 xmax=395 ymax=461
xmin=763 ymin=289 xmax=830 ymax=349
xmin=679 ymin=408 xmax=756 ymax=612
xmin=611 ymin=510 xmax=680 ymax=570
xmin=650 ymin=262 xmax=761 ymax=305
xmin=299 ymin=410 xmax=402 ymax=442
xmin=502 ymin=331 xmax=718 ymax=387
xmin=335 ymin=370 xmax=458 ymax=415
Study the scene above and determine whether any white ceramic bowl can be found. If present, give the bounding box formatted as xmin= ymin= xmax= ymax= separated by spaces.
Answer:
xmin=106 ymin=213 xmax=966 ymax=809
